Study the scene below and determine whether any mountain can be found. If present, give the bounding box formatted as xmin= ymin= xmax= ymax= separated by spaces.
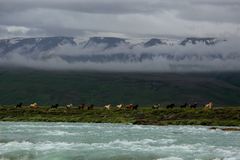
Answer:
xmin=180 ymin=37 xmax=223 ymax=46
xmin=0 ymin=37 xmax=76 ymax=55
xmin=83 ymin=37 xmax=127 ymax=49
xmin=0 ymin=36 xmax=230 ymax=66
xmin=144 ymin=38 xmax=167 ymax=47
xmin=0 ymin=36 xmax=225 ymax=55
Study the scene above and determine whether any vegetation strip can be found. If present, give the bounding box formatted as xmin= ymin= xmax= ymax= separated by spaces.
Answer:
xmin=0 ymin=106 xmax=240 ymax=126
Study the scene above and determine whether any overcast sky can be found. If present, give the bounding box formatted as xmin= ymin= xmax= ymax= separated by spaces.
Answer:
xmin=0 ymin=0 xmax=240 ymax=38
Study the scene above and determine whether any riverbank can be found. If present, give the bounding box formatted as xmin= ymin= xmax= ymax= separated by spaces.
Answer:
xmin=0 ymin=106 xmax=240 ymax=126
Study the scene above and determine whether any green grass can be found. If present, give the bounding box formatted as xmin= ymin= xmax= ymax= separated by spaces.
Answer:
xmin=1 ymin=106 xmax=240 ymax=126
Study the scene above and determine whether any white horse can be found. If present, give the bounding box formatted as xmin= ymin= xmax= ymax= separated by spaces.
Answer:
xmin=204 ymin=102 xmax=213 ymax=110
xmin=104 ymin=104 xmax=111 ymax=110
xmin=30 ymin=103 xmax=38 ymax=109
xmin=116 ymin=104 xmax=123 ymax=109
xmin=66 ymin=104 xmax=73 ymax=109
xmin=152 ymin=104 xmax=160 ymax=109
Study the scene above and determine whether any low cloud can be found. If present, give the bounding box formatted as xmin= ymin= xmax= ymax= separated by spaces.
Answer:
xmin=1 ymin=37 xmax=240 ymax=72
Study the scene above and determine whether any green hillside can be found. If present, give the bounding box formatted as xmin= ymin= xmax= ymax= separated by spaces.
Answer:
xmin=0 ymin=68 xmax=240 ymax=106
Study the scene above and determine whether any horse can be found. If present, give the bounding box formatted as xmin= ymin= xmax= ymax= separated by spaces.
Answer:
xmin=180 ymin=103 xmax=188 ymax=108
xmin=126 ymin=104 xmax=133 ymax=110
xmin=132 ymin=104 xmax=138 ymax=110
xmin=116 ymin=104 xmax=123 ymax=110
xmin=104 ymin=104 xmax=111 ymax=110
xmin=30 ymin=103 xmax=38 ymax=109
xmin=78 ymin=104 xmax=85 ymax=110
xmin=190 ymin=103 xmax=198 ymax=109
xmin=126 ymin=104 xmax=138 ymax=110
xmin=66 ymin=104 xmax=73 ymax=109
xmin=87 ymin=104 xmax=94 ymax=110
xmin=166 ymin=103 xmax=175 ymax=109
xmin=204 ymin=102 xmax=213 ymax=110
xmin=152 ymin=104 xmax=160 ymax=109
xmin=16 ymin=102 xmax=23 ymax=108
xmin=51 ymin=104 xmax=59 ymax=109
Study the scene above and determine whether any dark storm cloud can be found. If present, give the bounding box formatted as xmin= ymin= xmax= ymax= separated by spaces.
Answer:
xmin=0 ymin=0 xmax=240 ymax=37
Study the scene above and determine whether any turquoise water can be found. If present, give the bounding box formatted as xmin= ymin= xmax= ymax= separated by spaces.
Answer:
xmin=0 ymin=122 xmax=240 ymax=160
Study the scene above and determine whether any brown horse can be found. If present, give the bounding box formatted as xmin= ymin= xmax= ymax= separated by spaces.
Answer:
xmin=126 ymin=104 xmax=138 ymax=110
xmin=87 ymin=104 xmax=94 ymax=110
xmin=78 ymin=104 xmax=85 ymax=110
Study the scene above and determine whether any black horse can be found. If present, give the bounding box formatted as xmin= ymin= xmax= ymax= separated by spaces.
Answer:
xmin=16 ymin=102 xmax=23 ymax=108
xmin=180 ymin=103 xmax=188 ymax=108
xmin=190 ymin=103 xmax=198 ymax=109
xmin=51 ymin=104 xmax=59 ymax=109
xmin=132 ymin=104 xmax=138 ymax=110
xmin=166 ymin=103 xmax=175 ymax=109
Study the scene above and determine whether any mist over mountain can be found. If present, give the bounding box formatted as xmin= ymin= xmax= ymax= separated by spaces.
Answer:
xmin=0 ymin=36 xmax=239 ymax=72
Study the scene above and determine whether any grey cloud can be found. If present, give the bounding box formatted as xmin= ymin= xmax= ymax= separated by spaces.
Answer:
xmin=1 ymin=0 xmax=239 ymax=14
xmin=0 ymin=0 xmax=167 ymax=14
xmin=177 ymin=1 xmax=240 ymax=24
xmin=0 ymin=0 xmax=240 ymax=38
xmin=193 ymin=0 xmax=240 ymax=7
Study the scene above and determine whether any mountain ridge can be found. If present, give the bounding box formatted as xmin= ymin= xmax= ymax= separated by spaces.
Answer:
xmin=0 ymin=36 xmax=225 ymax=55
xmin=0 ymin=36 xmax=235 ymax=71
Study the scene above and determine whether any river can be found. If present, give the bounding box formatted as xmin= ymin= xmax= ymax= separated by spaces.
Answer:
xmin=0 ymin=122 xmax=239 ymax=160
